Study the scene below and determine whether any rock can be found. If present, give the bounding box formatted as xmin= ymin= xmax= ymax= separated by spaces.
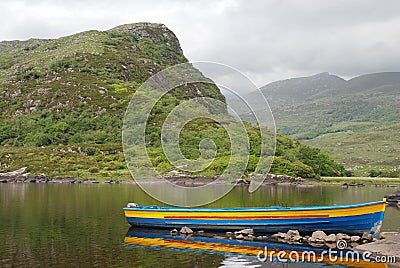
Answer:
xmin=226 ymin=232 xmax=233 ymax=237
xmin=0 ymin=179 xmax=8 ymax=183
xmin=244 ymin=234 xmax=255 ymax=241
xmin=325 ymin=234 xmax=337 ymax=243
xmin=286 ymin=230 xmax=302 ymax=242
xmin=0 ymin=167 xmax=27 ymax=177
xmin=197 ymin=230 xmax=204 ymax=236
xmin=272 ymin=232 xmax=287 ymax=239
xmin=236 ymin=179 xmax=250 ymax=185
xmin=361 ymin=232 xmax=373 ymax=242
xmin=308 ymin=242 xmax=325 ymax=247
xmin=356 ymin=232 xmax=400 ymax=259
xmin=180 ymin=226 xmax=193 ymax=234
xmin=236 ymin=234 xmax=244 ymax=240
xmin=336 ymin=233 xmax=351 ymax=241
xmin=170 ymin=229 xmax=178 ymax=235
xmin=326 ymin=242 xmax=337 ymax=249
xmin=350 ymin=236 xmax=361 ymax=242
xmin=312 ymin=230 xmax=327 ymax=241
xmin=379 ymin=232 xmax=399 ymax=239
xmin=239 ymin=229 xmax=254 ymax=235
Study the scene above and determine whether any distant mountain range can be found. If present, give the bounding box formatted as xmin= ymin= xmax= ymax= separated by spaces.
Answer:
xmin=227 ymin=72 xmax=400 ymax=176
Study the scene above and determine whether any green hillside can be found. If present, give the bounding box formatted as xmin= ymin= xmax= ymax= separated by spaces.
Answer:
xmin=240 ymin=72 xmax=400 ymax=176
xmin=0 ymin=23 xmax=345 ymax=180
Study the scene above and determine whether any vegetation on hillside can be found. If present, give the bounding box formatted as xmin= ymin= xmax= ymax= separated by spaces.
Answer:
xmin=0 ymin=23 xmax=346 ymax=180
xmin=233 ymin=72 xmax=400 ymax=177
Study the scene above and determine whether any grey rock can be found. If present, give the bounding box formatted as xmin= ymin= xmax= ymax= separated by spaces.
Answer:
xmin=180 ymin=226 xmax=193 ymax=234
xmin=239 ymin=229 xmax=254 ymax=235
xmin=361 ymin=232 xmax=373 ymax=242
xmin=336 ymin=233 xmax=351 ymax=241
xmin=226 ymin=232 xmax=233 ymax=237
xmin=236 ymin=234 xmax=244 ymax=240
xmin=0 ymin=167 xmax=27 ymax=177
xmin=325 ymin=234 xmax=337 ymax=243
xmin=286 ymin=230 xmax=302 ymax=241
xmin=272 ymin=232 xmax=287 ymax=239
xmin=311 ymin=230 xmax=327 ymax=240
xmin=244 ymin=234 xmax=255 ymax=241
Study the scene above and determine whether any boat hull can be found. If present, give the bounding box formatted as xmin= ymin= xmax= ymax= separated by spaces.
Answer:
xmin=123 ymin=201 xmax=386 ymax=236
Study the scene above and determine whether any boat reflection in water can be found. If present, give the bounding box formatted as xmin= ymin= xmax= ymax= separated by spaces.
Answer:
xmin=124 ymin=228 xmax=387 ymax=267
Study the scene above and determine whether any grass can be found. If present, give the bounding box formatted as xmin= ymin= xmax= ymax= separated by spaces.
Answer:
xmin=321 ymin=176 xmax=400 ymax=185
xmin=306 ymin=123 xmax=400 ymax=176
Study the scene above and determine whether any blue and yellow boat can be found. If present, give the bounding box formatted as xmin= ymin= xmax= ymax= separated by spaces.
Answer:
xmin=123 ymin=200 xmax=386 ymax=236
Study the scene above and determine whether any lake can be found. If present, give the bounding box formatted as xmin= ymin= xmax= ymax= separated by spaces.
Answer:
xmin=0 ymin=183 xmax=399 ymax=267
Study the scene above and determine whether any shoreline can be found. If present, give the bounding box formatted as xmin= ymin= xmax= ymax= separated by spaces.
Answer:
xmin=1 ymin=174 xmax=400 ymax=187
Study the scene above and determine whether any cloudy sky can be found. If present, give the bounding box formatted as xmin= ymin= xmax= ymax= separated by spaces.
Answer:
xmin=1 ymin=0 xmax=400 ymax=86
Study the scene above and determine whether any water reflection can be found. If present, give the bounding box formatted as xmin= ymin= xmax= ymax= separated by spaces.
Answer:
xmin=124 ymin=228 xmax=387 ymax=267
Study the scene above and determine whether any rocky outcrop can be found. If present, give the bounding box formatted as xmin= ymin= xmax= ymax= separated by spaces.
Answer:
xmin=108 ymin=23 xmax=183 ymax=54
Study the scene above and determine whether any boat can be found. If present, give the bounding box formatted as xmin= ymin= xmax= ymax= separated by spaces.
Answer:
xmin=123 ymin=200 xmax=386 ymax=237
xmin=124 ymin=228 xmax=388 ymax=267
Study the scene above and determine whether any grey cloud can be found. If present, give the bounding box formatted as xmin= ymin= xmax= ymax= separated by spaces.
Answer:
xmin=1 ymin=0 xmax=399 ymax=87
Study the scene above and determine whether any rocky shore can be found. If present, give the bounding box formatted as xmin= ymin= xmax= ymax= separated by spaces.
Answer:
xmin=2 ymin=168 xmax=400 ymax=189
xmin=170 ymin=226 xmax=400 ymax=263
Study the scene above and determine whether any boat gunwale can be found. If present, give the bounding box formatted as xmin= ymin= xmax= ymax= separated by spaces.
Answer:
xmin=123 ymin=200 xmax=385 ymax=212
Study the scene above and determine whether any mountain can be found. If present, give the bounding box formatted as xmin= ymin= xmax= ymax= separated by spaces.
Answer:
xmin=0 ymin=23 xmax=345 ymax=180
xmin=257 ymin=72 xmax=345 ymax=107
xmin=235 ymin=72 xmax=400 ymax=176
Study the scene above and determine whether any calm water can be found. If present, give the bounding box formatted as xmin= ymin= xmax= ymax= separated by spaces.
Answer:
xmin=0 ymin=183 xmax=399 ymax=267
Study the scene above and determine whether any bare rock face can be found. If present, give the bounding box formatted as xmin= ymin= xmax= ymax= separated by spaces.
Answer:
xmin=108 ymin=23 xmax=183 ymax=53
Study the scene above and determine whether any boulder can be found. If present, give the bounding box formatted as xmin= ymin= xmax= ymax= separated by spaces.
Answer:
xmin=271 ymin=232 xmax=287 ymax=239
xmin=312 ymin=230 xmax=327 ymax=241
xmin=180 ymin=226 xmax=193 ymax=234
xmin=325 ymin=234 xmax=337 ymax=243
xmin=244 ymin=234 xmax=255 ymax=241
xmin=361 ymin=232 xmax=373 ymax=242
xmin=239 ymin=229 xmax=254 ymax=235
xmin=286 ymin=230 xmax=302 ymax=241
xmin=350 ymin=236 xmax=361 ymax=242
xmin=0 ymin=167 xmax=27 ymax=177
xmin=236 ymin=234 xmax=244 ymax=240
xmin=197 ymin=230 xmax=204 ymax=236
xmin=336 ymin=233 xmax=351 ymax=241
xmin=170 ymin=229 xmax=178 ymax=235
xmin=226 ymin=232 xmax=233 ymax=237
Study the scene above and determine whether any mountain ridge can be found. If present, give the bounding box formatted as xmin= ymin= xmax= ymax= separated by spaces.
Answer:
xmin=233 ymin=71 xmax=400 ymax=176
